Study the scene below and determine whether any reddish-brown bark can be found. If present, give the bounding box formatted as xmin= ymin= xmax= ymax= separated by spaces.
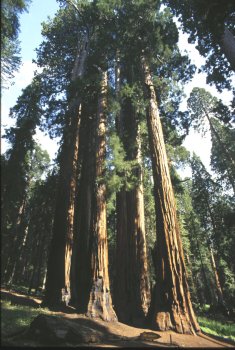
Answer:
xmin=86 ymin=71 xmax=117 ymax=321
xmin=142 ymin=57 xmax=200 ymax=335
xmin=70 ymin=71 xmax=116 ymax=321
xmin=114 ymin=61 xmax=150 ymax=325
xmin=43 ymin=33 xmax=89 ymax=307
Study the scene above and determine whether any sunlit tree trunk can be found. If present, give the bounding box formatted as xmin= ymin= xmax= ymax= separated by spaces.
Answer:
xmin=129 ymin=132 xmax=151 ymax=323
xmin=113 ymin=58 xmax=129 ymax=321
xmin=141 ymin=57 xmax=200 ymax=334
xmin=70 ymin=71 xmax=116 ymax=321
xmin=86 ymin=71 xmax=117 ymax=321
xmin=43 ymin=32 xmax=89 ymax=307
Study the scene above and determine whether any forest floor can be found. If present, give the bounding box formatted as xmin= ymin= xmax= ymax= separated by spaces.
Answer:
xmin=1 ymin=288 xmax=235 ymax=348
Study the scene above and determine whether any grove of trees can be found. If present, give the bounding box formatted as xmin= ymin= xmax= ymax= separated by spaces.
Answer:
xmin=1 ymin=0 xmax=234 ymax=337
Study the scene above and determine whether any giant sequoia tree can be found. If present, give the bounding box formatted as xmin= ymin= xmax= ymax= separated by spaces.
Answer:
xmin=142 ymin=58 xmax=199 ymax=334
xmin=114 ymin=63 xmax=150 ymax=325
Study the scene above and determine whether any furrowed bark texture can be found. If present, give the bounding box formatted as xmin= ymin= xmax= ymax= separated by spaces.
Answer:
xmin=114 ymin=61 xmax=150 ymax=325
xmin=70 ymin=102 xmax=96 ymax=312
xmin=86 ymin=71 xmax=117 ymax=321
xmin=43 ymin=33 xmax=89 ymax=307
xmin=115 ymin=168 xmax=150 ymax=324
xmin=142 ymin=57 xmax=200 ymax=335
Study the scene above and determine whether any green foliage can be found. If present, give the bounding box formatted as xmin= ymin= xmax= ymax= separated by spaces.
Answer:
xmin=189 ymin=154 xmax=235 ymax=306
xmin=165 ymin=0 xmax=235 ymax=91
xmin=187 ymin=87 xmax=232 ymax=133
xmin=106 ymin=132 xmax=138 ymax=213
xmin=1 ymin=0 xmax=31 ymax=85
xmin=210 ymin=118 xmax=235 ymax=192
xmin=198 ymin=316 xmax=235 ymax=342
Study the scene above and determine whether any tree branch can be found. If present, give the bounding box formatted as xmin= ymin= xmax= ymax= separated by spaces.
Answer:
xmin=66 ymin=0 xmax=90 ymax=35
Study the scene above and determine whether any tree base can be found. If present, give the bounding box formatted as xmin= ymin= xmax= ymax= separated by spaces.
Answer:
xmin=152 ymin=310 xmax=200 ymax=335
xmin=42 ymin=288 xmax=71 ymax=309
xmin=86 ymin=278 xmax=117 ymax=322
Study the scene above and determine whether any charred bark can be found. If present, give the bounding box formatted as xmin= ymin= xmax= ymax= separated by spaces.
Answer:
xmin=141 ymin=57 xmax=200 ymax=335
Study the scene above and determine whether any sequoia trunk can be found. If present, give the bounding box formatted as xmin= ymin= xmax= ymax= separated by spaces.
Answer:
xmin=86 ymin=71 xmax=117 ymax=321
xmin=115 ymin=136 xmax=150 ymax=325
xmin=114 ymin=61 xmax=150 ymax=324
xmin=43 ymin=33 xmax=89 ymax=307
xmin=71 ymin=71 xmax=116 ymax=321
xmin=141 ymin=57 xmax=200 ymax=334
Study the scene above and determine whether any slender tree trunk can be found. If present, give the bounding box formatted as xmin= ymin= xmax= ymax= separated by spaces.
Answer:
xmin=190 ymin=214 xmax=212 ymax=304
xmin=141 ymin=57 xmax=200 ymax=334
xmin=206 ymin=115 xmax=235 ymax=193
xmin=43 ymin=32 xmax=89 ymax=307
xmin=204 ymin=199 xmax=226 ymax=307
xmin=4 ymin=196 xmax=28 ymax=285
xmin=86 ymin=71 xmax=117 ymax=321
xmin=209 ymin=246 xmax=224 ymax=305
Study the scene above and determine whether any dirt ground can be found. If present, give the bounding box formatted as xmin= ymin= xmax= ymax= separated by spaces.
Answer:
xmin=1 ymin=288 xmax=234 ymax=348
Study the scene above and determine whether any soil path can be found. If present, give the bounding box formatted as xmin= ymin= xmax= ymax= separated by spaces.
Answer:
xmin=1 ymin=288 xmax=234 ymax=348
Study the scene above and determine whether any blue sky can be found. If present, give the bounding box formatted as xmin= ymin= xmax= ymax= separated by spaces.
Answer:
xmin=2 ymin=0 xmax=60 ymax=158
xmin=20 ymin=0 xmax=59 ymax=61
xmin=1 ymin=0 xmax=234 ymax=175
